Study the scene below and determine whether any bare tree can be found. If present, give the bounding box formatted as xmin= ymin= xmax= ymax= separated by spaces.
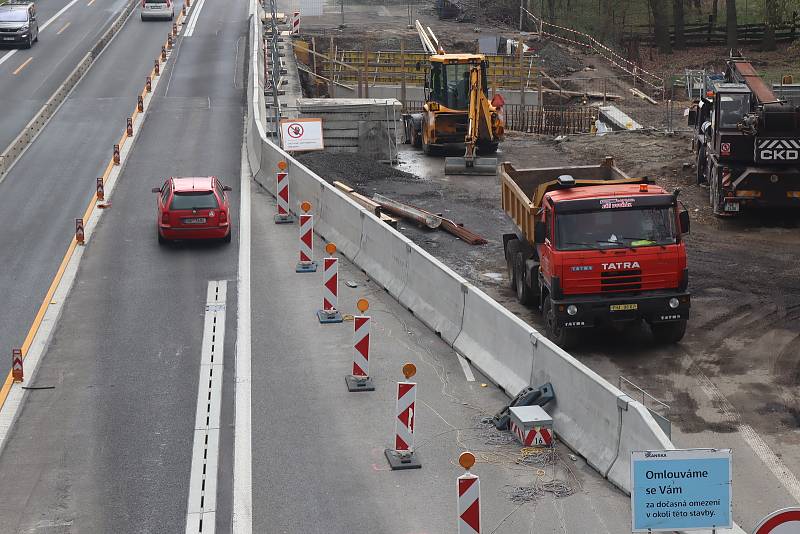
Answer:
xmin=712 ymin=0 xmax=719 ymax=22
xmin=673 ymin=0 xmax=685 ymax=50
xmin=650 ymin=0 xmax=672 ymax=54
xmin=726 ymin=0 xmax=737 ymax=49
xmin=762 ymin=0 xmax=779 ymax=51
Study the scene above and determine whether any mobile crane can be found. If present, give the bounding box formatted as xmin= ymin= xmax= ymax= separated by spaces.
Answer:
xmin=689 ymin=55 xmax=800 ymax=215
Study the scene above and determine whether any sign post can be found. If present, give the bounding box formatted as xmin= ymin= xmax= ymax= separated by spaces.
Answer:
xmin=631 ymin=449 xmax=732 ymax=532
xmin=280 ymin=118 xmax=324 ymax=152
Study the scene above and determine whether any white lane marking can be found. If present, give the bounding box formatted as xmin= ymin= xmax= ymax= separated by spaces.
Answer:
xmin=694 ymin=367 xmax=800 ymax=503
xmin=456 ymin=354 xmax=475 ymax=382
xmin=186 ymin=281 xmax=228 ymax=534
xmin=232 ymin=143 xmax=253 ymax=533
xmin=183 ymin=0 xmax=207 ymax=37
xmin=0 ymin=0 xmax=90 ymax=67
xmin=40 ymin=0 xmax=82 ymax=30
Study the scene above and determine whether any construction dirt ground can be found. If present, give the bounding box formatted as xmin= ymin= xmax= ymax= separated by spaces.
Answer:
xmin=292 ymin=1 xmax=800 ymax=526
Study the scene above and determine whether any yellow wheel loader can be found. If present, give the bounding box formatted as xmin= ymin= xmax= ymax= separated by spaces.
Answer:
xmin=402 ymin=22 xmax=505 ymax=175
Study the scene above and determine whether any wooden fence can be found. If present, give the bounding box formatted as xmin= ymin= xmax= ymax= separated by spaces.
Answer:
xmin=628 ymin=14 xmax=798 ymax=47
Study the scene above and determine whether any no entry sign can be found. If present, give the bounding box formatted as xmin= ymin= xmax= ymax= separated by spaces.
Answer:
xmin=754 ymin=508 xmax=800 ymax=534
xmin=280 ymin=118 xmax=324 ymax=152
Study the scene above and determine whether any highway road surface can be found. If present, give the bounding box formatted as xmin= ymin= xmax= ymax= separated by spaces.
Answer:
xmin=0 ymin=0 xmax=138 ymax=150
xmin=0 ymin=0 xmax=789 ymax=531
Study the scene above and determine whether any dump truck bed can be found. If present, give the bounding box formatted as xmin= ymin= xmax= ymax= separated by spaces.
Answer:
xmin=499 ymin=159 xmax=637 ymax=245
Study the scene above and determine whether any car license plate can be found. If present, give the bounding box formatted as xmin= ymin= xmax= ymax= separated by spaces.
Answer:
xmin=724 ymin=202 xmax=740 ymax=212
xmin=183 ymin=217 xmax=207 ymax=224
xmin=610 ymin=303 xmax=638 ymax=311
xmin=3 ymin=37 xmax=14 ymax=41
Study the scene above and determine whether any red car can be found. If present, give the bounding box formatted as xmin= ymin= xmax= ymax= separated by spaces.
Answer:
xmin=153 ymin=176 xmax=232 ymax=244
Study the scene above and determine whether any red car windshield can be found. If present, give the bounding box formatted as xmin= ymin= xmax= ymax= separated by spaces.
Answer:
xmin=170 ymin=191 xmax=219 ymax=210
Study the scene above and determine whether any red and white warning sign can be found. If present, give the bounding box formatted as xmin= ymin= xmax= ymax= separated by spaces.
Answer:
xmin=754 ymin=508 xmax=800 ymax=534
xmin=509 ymin=421 xmax=553 ymax=447
xmin=280 ymin=118 xmax=324 ymax=152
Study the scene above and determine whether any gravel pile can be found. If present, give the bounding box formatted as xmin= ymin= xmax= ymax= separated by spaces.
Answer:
xmin=297 ymin=152 xmax=420 ymax=186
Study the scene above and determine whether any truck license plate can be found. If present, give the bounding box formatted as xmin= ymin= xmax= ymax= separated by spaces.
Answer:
xmin=724 ymin=202 xmax=740 ymax=212
xmin=610 ymin=303 xmax=638 ymax=311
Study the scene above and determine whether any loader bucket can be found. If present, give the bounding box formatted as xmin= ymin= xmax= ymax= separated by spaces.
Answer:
xmin=444 ymin=157 xmax=498 ymax=176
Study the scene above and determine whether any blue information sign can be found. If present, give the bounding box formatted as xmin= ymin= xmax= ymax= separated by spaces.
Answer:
xmin=631 ymin=449 xmax=732 ymax=532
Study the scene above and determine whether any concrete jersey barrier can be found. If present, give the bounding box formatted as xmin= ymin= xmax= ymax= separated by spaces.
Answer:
xmin=245 ymin=14 xmax=747 ymax=533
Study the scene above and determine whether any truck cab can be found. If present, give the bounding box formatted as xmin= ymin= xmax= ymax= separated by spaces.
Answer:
xmin=536 ymin=181 xmax=690 ymax=347
xmin=500 ymin=160 xmax=690 ymax=348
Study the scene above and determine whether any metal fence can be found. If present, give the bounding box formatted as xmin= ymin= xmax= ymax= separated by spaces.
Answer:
xmin=504 ymin=104 xmax=594 ymax=135
xmin=404 ymin=100 xmax=594 ymax=136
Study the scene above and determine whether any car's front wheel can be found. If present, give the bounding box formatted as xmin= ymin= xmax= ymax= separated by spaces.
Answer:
xmin=23 ymin=35 xmax=32 ymax=49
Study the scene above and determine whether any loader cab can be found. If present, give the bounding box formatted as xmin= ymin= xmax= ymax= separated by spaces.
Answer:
xmin=426 ymin=55 xmax=488 ymax=111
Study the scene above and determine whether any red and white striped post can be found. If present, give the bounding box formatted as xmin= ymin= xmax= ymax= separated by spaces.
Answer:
xmin=291 ymin=11 xmax=300 ymax=34
xmin=75 ymin=218 xmax=85 ymax=245
xmin=11 ymin=348 xmax=23 ymax=383
xmin=385 ymin=363 xmax=421 ymax=469
xmin=295 ymin=201 xmax=317 ymax=273
xmin=346 ymin=298 xmax=375 ymax=391
xmin=317 ymin=243 xmax=343 ymax=323
xmin=457 ymin=452 xmax=480 ymax=534
xmin=274 ymin=160 xmax=294 ymax=224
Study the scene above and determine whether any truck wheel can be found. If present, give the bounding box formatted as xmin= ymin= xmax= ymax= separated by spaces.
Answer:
xmin=651 ymin=320 xmax=686 ymax=344
xmin=695 ymin=146 xmax=706 ymax=185
xmin=411 ymin=126 xmax=422 ymax=149
xmin=505 ymin=239 xmax=520 ymax=291
xmin=709 ymin=168 xmax=724 ymax=216
xmin=543 ymin=295 xmax=577 ymax=349
xmin=514 ymin=252 xmax=533 ymax=305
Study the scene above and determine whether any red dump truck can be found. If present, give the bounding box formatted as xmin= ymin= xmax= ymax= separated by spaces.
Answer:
xmin=500 ymin=157 xmax=691 ymax=348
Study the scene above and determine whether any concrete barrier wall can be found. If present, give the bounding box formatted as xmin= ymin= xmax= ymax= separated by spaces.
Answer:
xmin=317 ymin=186 xmax=366 ymax=261
xmin=454 ymin=287 xmax=535 ymax=396
xmin=246 ymin=20 xmax=748 ymax=534
xmin=355 ymin=213 xmax=411 ymax=300
xmin=399 ymin=248 xmax=467 ymax=345
xmin=529 ymin=334 xmax=630 ymax=478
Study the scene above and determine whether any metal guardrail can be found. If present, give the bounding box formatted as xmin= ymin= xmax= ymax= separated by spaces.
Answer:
xmin=619 ymin=376 xmax=671 ymax=439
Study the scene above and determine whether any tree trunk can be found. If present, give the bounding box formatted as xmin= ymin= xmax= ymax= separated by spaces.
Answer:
xmin=599 ymin=0 xmax=614 ymax=41
xmin=726 ymin=0 xmax=737 ymax=50
xmin=673 ymin=0 xmax=685 ymax=50
xmin=650 ymin=0 xmax=672 ymax=54
xmin=712 ymin=0 xmax=718 ymax=23
xmin=762 ymin=0 xmax=778 ymax=51
xmin=547 ymin=0 xmax=556 ymax=22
